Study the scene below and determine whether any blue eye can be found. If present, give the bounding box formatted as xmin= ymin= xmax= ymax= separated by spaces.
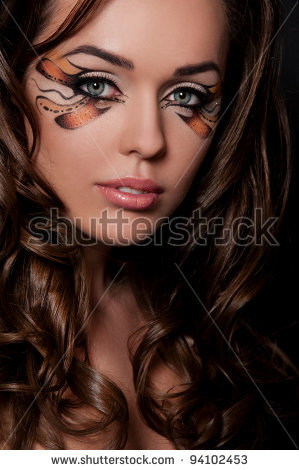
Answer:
xmin=86 ymin=81 xmax=105 ymax=96
xmin=77 ymin=78 xmax=121 ymax=99
xmin=166 ymin=87 xmax=204 ymax=108
xmin=173 ymin=91 xmax=194 ymax=105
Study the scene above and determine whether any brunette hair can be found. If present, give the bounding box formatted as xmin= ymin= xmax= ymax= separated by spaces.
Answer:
xmin=0 ymin=0 xmax=298 ymax=449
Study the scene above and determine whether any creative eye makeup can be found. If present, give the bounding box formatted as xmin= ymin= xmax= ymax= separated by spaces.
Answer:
xmin=162 ymin=81 xmax=209 ymax=108
xmin=161 ymin=80 xmax=222 ymax=138
xmin=74 ymin=72 xmax=122 ymax=99
xmin=34 ymin=50 xmax=222 ymax=136
xmin=34 ymin=55 xmax=127 ymax=129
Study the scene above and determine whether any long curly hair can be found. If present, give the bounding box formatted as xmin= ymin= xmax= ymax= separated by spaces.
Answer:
xmin=0 ymin=0 xmax=298 ymax=449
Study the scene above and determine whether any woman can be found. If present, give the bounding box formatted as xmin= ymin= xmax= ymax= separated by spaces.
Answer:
xmin=0 ymin=0 xmax=298 ymax=450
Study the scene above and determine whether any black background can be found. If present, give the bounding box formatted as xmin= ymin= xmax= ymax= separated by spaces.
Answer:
xmin=281 ymin=0 xmax=299 ymax=208
xmin=262 ymin=0 xmax=299 ymax=449
xmin=278 ymin=1 xmax=298 ymax=367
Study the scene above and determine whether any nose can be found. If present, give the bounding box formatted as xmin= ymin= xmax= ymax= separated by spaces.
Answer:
xmin=118 ymin=89 xmax=166 ymax=160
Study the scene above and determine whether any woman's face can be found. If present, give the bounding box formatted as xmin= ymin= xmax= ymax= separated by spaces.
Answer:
xmin=25 ymin=0 xmax=228 ymax=246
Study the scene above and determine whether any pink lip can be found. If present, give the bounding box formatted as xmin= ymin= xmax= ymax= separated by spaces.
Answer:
xmin=95 ymin=177 xmax=164 ymax=210
xmin=97 ymin=177 xmax=164 ymax=193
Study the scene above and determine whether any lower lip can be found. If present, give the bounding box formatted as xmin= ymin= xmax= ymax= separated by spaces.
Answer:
xmin=96 ymin=185 xmax=161 ymax=210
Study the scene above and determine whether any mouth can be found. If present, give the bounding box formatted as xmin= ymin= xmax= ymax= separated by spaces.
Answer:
xmin=96 ymin=177 xmax=164 ymax=193
xmin=95 ymin=177 xmax=164 ymax=210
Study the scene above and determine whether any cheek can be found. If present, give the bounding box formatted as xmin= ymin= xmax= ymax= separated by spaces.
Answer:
xmin=177 ymin=110 xmax=212 ymax=138
xmin=164 ymin=110 xmax=212 ymax=176
xmin=36 ymin=95 xmax=111 ymax=129
xmin=167 ymin=82 xmax=222 ymax=139
xmin=32 ymin=127 xmax=97 ymax=188
xmin=162 ymin=131 xmax=212 ymax=215
xmin=29 ymin=102 xmax=121 ymax=193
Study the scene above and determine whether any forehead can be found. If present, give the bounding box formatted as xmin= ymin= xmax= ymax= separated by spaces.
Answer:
xmin=35 ymin=0 xmax=228 ymax=80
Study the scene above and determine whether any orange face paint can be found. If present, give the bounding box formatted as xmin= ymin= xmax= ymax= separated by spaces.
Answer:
xmin=35 ymin=53 xmax=113 ymax=129
xmin=175 ymin=81 xmax=222 ymax=138
xmin=35 ymin=51 xmax=222 ymax=135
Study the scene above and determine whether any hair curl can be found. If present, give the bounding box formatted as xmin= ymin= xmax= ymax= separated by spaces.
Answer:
xmin=0 ymin=0 xmax=298 ymax=449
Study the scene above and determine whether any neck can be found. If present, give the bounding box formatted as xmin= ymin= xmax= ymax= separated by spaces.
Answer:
xmin=82 ymin=243 xmax=113 ymax=307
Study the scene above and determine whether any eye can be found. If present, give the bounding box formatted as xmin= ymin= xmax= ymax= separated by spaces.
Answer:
xmin=163 ymin=86 xmax=207 ymax=109
xmin=172 ymin=89 xmax=201 ymax=106
xmin=71 ymin=70 xmax=126 ymax=104
xmin=77 ymin=77 xmax=121 ymax=99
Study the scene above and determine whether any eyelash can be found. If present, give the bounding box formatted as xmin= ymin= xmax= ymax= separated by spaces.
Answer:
xmin=72 ymin=72 xmax=210 ymax=109
xmin=73 ymin=72 xmax=123 ymax=101
xmin=163 ymin=86 xmax=209 ymax=111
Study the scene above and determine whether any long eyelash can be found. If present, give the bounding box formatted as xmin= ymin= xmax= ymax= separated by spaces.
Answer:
xmin=168 ymin=82 xmax=210 ymax=96
xmin=162 ymin=86 xmax=210 ymax=111
xmin=77 ymin=71 xmax=121 ymax=88
xmin=71 ymin=72 xmax=123 ymax=100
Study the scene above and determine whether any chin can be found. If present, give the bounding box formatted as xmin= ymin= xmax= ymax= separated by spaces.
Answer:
xmin=76 ymin=225 xmax=152 ymax=247
xmin=101 ymin=226 xmax=153 ymax=247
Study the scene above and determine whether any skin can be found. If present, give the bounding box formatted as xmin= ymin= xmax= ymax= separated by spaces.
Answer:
xmin=24 ymin=0 xmax=229 ymax=449
xmin=25 ymin=0 xmax=228 ymax=247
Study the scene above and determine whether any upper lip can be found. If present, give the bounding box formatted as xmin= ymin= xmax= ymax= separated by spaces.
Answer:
xmin=96 ymin=177 xmax=164 ymax=193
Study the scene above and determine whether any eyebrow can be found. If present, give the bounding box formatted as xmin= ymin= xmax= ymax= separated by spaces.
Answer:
xmin=63 ymin=45 xmax=134 ymax=70
xmin=173 ymin=61 xmax=220 ymax=77
xmin=63 ymin=45 xmax=220 ymax=77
